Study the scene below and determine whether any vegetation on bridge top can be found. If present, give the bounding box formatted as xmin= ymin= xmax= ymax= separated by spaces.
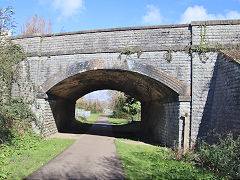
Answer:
xmin=220 ymin=44 xmax=240 ymax=64
xmin=193 ymin=24 xmax=240 ymax=64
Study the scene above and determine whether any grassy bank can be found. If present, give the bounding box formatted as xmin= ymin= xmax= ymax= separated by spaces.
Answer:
xmin=76 ymin=113 xmax=102 ymax=124
xmin=108 ymin=118 xmax=128 ymax=125
xmin=0 ymin=137 xmax=75 ymax=179
xmin=115 ymin=139 xmax=217 ymax=180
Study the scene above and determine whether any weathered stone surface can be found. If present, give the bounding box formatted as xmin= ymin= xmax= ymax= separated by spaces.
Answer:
xmin=192 ymin=53 xmax=240 ymax=142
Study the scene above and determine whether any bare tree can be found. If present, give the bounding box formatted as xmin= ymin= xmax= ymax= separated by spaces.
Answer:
xmin=0 ymin=6 xmax=15 ymax=36
xmin=107 ymin=90 xmax=124 ymax=109
xmin=21 ymin=14 xmax=52 ymax=35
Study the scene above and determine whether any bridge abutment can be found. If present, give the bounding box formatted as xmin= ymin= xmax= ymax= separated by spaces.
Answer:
xmin=47 ymin=98 xmax=75 ymax=132
xmin=141 ymin=100 xmax=190 ymax=148
xmin=33 ymin=98 xmax=75 ymax=136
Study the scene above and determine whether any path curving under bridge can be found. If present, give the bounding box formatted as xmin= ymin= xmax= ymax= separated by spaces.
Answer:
xmin=24 ymin=114 xmax=125 ymax=180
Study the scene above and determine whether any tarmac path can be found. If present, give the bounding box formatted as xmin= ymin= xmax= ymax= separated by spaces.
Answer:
xmin=25 ymin=114 xmax=125 ymax=180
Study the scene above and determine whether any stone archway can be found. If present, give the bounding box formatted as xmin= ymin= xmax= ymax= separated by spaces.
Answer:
xmin=38 ymin=59 xmax=189 ymax=98
xmin=37 ymin=59 xmax=191 ymax=147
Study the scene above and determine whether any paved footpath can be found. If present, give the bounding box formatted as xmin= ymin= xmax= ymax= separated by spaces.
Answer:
xmin=25 ymin=114 xmax=125 ymax=180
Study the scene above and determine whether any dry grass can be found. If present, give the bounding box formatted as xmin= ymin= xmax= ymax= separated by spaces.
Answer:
xmin=220 ymin=44 xmax=240 ymax=64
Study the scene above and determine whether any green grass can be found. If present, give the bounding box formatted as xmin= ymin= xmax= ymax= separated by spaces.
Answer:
xmin=76 ymin=113 xmax=102 ymax=124
xmin=115 ymin=139 xmax=218 ymax=180
xmin=2 ymin=138 xmax=75 ymax=179
xmin=108 ymin=117 xmax=129 ymax=125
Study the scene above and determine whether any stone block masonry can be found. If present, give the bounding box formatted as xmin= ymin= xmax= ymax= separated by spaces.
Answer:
xmin=12 ymin=24 xmax=191 ymax=56
xmin=191 ymin=20 xmax=240 ymax=46
xmin=191 ymin=52 xmax=240 ymax=142
xmin=10 ymin=19 xmax=240 ymax=148
xmin=207 ymin=55 xmax=240 ymax=135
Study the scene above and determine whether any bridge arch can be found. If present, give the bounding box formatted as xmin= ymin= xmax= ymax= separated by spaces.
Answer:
xmin=37 ymin=59 xmax=190 ymax=147
xmin=38 ymin=59 xmax=189 ymax=100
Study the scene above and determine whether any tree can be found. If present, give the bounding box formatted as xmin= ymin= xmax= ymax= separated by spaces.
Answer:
xmin=107 ymin=90 xmax=124 ymax=109
xmin=122 ymin=95 xmax=141 ymax=120
xmin=0 ymin=6 xmax=15 ymax=36
xmin=111 ymin=93 xmax=141 ymax=121
xmin=21 ymin=14 xmax=52 ymax=35
xmin=76 ymin=98 xmax=106 ymax=114
xmin=75 ymin=98 xmax=88 ymax=109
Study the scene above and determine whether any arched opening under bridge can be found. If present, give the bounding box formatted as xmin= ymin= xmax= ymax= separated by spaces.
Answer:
xmin=38 ymin=59 xmax=190 ymax=147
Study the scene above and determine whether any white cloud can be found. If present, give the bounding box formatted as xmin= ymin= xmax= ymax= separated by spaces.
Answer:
xmin=180 ymin=5 xmax=240 ymax=24
xmin=225 ymin=10 xmax=240 ymax=19
xmin=142 ymin=5 xmax=162 ymax=25
xmin=52 ymin=0 xmax=84 ymax=17
xmin=38 ymin=0 xmax=84 ymax=18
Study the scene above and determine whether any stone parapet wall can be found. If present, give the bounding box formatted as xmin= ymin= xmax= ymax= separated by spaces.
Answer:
xmin=10 ymin=20 xmax=240 ymax=58
xmin=191 ymin=20 xmax=240 ymax=46
xmin=11 ymin=25 xmax=190 ymax=57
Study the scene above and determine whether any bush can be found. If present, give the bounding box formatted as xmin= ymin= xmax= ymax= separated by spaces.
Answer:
xmin=197 ymin=133 xmax=240 ymax=179
xmin=0 ymin=98 xmax=37 ymax=144
xmin=111 ymin=94 xmax=141 ymax=121
xmin=110 ymin=110 xmax=131 ymax=120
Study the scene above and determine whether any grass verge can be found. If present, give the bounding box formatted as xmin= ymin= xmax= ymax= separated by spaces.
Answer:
xmin=76 ymin=113 xmax=102 ymax=124
xmin=108 ymin=118 xmax=128 ymax=125
xmin=115 ymin=139 xmax=218 ymax=180
xmin=1 ymin=138 xmax=75 ymax=179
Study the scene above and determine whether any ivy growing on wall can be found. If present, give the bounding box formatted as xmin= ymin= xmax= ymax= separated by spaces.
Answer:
xmin=0 ymin=40 xmax=26 ymax=102
xmin=0 ymin=38 xmax=41 ymax=144
xmin=196 ymin=24 xmax=208 ymax=53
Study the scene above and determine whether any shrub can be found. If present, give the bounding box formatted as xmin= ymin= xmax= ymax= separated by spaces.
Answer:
xmin=0 ymin=40 xmax=38 ymax=145
xmin=111 ymin=94 xmax=141 ymax=121
xmin=0 ymin=98 xmax=38 ymax=144
xmin=110 ymin=110 xmax=131 ymax=120
xmin=197 ymin=133 xmax=240 ymax=179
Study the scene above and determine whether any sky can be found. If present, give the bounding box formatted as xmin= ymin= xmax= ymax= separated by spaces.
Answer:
xmin=1 ymin=0 xmax=240 ymax=34
xmin=1 ymin=0 xmax=240 ymax=102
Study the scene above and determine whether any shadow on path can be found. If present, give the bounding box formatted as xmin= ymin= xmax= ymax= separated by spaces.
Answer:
xmin=61 ymin=113 xmax=143 ymax=142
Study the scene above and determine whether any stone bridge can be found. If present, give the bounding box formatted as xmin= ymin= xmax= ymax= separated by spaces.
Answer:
xmin=11 ymin=20 xmax=240 ymax=148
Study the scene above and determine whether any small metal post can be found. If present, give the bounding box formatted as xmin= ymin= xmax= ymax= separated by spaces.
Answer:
xmin=183 ymin=111 xmax=190 ymax=153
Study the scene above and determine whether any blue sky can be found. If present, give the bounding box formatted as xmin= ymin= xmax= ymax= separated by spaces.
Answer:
xmin=1 ymin=0 xmax=240 ymax=34
xmin=1 ymin=0 xmax=240 ymax=102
